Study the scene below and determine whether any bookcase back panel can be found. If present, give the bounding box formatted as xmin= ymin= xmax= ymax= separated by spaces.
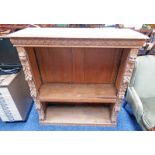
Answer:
xmin=35 ymin=47 xmax=122 ymax=84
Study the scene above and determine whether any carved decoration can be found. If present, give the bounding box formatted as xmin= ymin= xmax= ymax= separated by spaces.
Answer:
xmin=110 ymin=49 xmax=138 ymax=123
xmin=16 ymin=47 xmax=45 ymax=120
xmin=11 ymin=38 xmax=145 ymax=48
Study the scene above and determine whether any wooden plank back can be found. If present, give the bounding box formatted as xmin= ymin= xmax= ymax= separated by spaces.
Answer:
xmin=35 ymin=47 xmax=122 ymax=84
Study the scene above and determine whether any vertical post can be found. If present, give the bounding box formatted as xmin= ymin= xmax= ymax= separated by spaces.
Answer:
xmin=111 ymin=48 xmax=139 ymax=123
xmin=16 ymin=47 xmax=45 ymax=120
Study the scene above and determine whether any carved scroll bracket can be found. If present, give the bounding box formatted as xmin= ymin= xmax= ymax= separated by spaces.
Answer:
xmin=115 ymin=48 xmax=139 ymax=112
xmin=16 ymin=47 xmax=45 ymax=120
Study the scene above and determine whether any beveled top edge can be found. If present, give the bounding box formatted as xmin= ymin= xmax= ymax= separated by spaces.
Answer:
xmin=7 ymin=28 xmax=149 ymax=40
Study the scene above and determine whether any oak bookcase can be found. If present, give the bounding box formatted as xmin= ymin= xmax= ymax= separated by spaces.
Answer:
xmin=8 ymin=28 xmax=148 ymax=126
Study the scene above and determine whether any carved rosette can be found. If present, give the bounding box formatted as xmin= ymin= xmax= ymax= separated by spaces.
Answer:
xmin=16 ymin=47 xmax=45 ymax=120
xmin=116 ymin=49 xmax=139 ymax=112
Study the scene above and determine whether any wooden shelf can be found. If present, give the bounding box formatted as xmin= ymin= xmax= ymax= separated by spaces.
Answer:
xmin=41 ymin=105 xmax=115 ymax=126
xmin=38 ymin=83 xmax=117 ymax=103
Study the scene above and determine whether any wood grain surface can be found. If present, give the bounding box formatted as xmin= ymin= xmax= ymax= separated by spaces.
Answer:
xmin=41 ymin=104 xmax=114 ymax=126
xmin=35 ymin=47 xmax=122 ymax=84
xmin=38 ymin=83 xmax=117 ymax=103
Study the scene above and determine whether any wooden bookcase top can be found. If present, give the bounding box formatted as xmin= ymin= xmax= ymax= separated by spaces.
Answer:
xmin=8 ymin=28 xmax=148 ymax=40
xmin=8 ymin=28 xmax=148 ymax=48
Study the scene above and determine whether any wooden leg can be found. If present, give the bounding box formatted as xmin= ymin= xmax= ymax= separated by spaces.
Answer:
xmin=35 ymin=99 xmax=46 ymax=120
xmin=110 ymin=104 xmax=117 ymax=124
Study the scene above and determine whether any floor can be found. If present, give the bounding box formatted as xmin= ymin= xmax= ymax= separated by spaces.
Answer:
xmin=0 ymin=100 xmax=142 ymax=131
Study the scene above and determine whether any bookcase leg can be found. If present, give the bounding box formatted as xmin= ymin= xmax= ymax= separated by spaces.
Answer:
xmin=111 ymin=104 xmax=117 ymax=124
xmin=111 ymin=114 xmax=117 ymax=124
xmin=34 ymin=99 xmax=46 ymax=120
xmin=16 ymin=47 xmax=45 ymax=120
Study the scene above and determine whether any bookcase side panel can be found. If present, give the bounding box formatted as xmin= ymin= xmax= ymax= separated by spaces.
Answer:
xmin=16 ymin=47 xmax=45 ymax=120
xmin=111 ymin=48 xmax=138 ymax=122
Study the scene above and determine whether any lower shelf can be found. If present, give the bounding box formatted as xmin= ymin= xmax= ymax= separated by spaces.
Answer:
xmin=41 ymin=104 xmax=115 ymax=126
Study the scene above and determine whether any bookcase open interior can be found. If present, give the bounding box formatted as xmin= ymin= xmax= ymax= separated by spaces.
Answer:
xmin=26 ymin=47 xmax=127 ymax=125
